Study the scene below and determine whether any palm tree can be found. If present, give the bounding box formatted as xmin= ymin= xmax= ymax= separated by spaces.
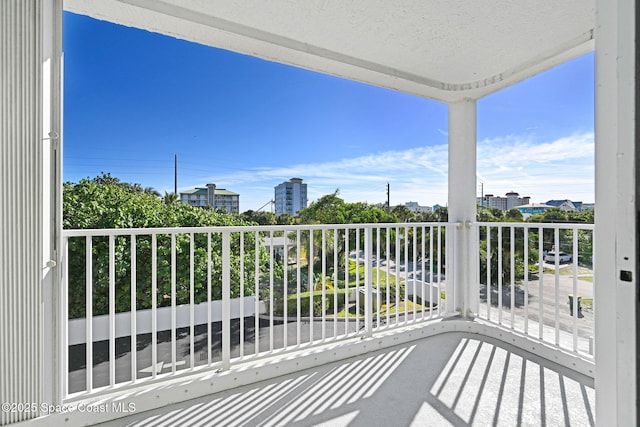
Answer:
xmin=144 ymin=187 xmax=161 ymax=197
xmin=391 ymin=205 xmax=415 ymax=222
xmin=163 ymin=191 xmax=179 ymax=205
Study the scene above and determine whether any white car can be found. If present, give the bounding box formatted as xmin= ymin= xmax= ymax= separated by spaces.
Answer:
xmin=543 ymin=251 xmax=572 ymax=263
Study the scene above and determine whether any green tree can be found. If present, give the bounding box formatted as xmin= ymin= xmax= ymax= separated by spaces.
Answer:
xmin=344 ymin=202 xmax=395 ymax=224
xmin=298 ymin=193 xmax=347 ymax=224
xmin=432 ymin=206 xmax=449 ymax=222
xmin=144 ymin=187 xmax=161 ymax=197
xmin=505 ymin=208 xmax=524 ymax=221
xmin=92 ymin=172 xmax=122 ymax=187
xmin=479 ymin=226 xmax=535 ymax=287
xmin=296 ymin=193 xmax=396 ymax=278
xmin=241 ymin=210 xmax=277 ymax=225
xmin=277 ymin=212 xmax=296 ymax=225
xmin=477 ymin=207 xmax=498 ymax=222
xmin=64 ymin=176 xmax=266 ymax=318
xmin=162 ymin=191 xmax=179 ymax=205
xmin=391 ymin=205 xmax=415 ymax=222
xmin=566 ymin=209 xmax=594 ymax=223
xmin=528 ymin=207 xmax=568 ymax=223
xmin=527 ymin=207 xmax=593 ymax=265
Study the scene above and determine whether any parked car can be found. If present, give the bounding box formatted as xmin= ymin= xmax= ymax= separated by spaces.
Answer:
xmin=543 ymin=251 xmax=572 ymax=263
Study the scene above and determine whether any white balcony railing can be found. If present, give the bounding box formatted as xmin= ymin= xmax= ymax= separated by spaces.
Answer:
xmin=61 ymin=223 xmax=451 ymax=399
xmin=60 ymin=221 xmax=593 ymax=401
xmin=475 ymin=222 xmax=595 ymax=357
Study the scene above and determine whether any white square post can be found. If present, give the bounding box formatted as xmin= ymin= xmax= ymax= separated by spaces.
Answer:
xmin=447 ymin=99 xmax=478 ymax=317
xmin=594 ymin=0 xmax=637 ymax=424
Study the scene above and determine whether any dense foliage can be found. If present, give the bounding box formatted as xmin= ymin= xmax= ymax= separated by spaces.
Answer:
xmin=64 ymin=174 xmax=265 ymax=318
xmin=65 ymin=176 xmax=595 ymax=317
xmin=297 ymin=193 xmax=396 ymax=225
xmin=477 ymin=207 xmax=594 ymax=286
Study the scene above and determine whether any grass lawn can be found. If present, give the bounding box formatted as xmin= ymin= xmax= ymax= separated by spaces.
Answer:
xmin=378 ymin=301 xmax=425 ymax=316
xmin=335 ymin=300 xmax=425 ymax=318
xmin=543 ymin=264 xmax=593 ymax=282
xmin=348 ymin=261 xmax=400 ymax=286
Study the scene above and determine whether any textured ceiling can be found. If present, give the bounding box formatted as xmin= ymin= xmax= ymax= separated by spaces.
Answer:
xmin=64 ymin=0 xmax=595 ymax=102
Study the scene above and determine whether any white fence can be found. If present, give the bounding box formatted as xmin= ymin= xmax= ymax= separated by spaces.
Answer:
xmin=61 ymin=221 xmax=594 ymax=399
xmin=475 ymin=222 xmax=595 ymax=357
xmin=67 ymin=297 xmax=264 ymax=346
xmin=61 ymin=223 xmax=451 ymax=398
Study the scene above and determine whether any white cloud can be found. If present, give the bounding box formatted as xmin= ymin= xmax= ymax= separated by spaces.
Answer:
xmin=183 ymin=132 xmax=594 ymax=211
xmin=478 ymin=133 xmax=593 ymax=165
xmin=476 ymin=132 xmax=594 ymax=202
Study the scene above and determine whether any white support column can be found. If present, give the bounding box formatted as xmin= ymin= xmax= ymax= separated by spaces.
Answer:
xmin=594 ymin=0 xmax=637 ymax=425
xmin=42 ymin=0 xmax=64 ymax=407
xmin=447 ymin=99 xmax=478 ymax=317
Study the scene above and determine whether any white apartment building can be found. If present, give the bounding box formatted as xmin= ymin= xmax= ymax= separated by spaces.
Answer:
xmin=477 ymin=191 xmax=530 ymax=211
xmin=275 ymin=178 xmax=307 ymax=216
xmin=405 ymin=201 xmax=432 ymax=213
xmin=180 ymin=183 xmax=240 ymax=213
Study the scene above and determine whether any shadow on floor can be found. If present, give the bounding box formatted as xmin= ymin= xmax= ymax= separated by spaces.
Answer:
xmin=479 ymin=283 xmax=528 ymax=308
xmin=97 ymin=331 xmax=595 ymax=427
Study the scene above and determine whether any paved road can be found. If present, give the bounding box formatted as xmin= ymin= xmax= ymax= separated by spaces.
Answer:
xmin=479 ymin=268 xmax=594 ymax=350
xmin=68 ymin=317 xmax=351 ymax=393
xmin=69 ymin=309 xmax=438 ymax=395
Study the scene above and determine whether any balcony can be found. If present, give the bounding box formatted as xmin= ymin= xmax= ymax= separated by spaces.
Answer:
xmin=95 ymin=332 xmax=595 ymax=426
xmin=55 ymin=221 xmax=594 ymax=425
xmin=2 ymin=0 xmax=635 ymax=425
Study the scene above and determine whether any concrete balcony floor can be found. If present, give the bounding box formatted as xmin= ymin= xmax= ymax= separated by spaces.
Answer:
xmin=97 ymin=331 xmax=595 ymax=427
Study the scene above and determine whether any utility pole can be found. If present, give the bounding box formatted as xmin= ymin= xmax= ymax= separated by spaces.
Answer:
xmin=386 ymin=182 xmax=390 ymax=212
xmin=174 ymin=154 xmax=178 ymax=196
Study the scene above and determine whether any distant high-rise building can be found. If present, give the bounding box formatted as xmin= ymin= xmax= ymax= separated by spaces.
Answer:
xmin=405 ymin=201 xmax=432 ymax=213
xmin=180 ymin=183 xmax=240 ymax=213
xmin=275 ymin=178 xmax=307 ymax=216
xmin=477 ymin=192 xmax=530 ymax=211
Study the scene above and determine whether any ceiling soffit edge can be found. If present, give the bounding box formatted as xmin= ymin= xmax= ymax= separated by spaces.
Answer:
xmin=67 ymin=0 xmax=595 ymax=102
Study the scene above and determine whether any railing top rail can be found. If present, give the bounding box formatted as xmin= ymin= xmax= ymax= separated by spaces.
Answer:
xmin=61 ymin=221 xmax=593 ymax=237
xmin=476 ymin=221 xmax=594 ymax=230
xmin=61 ymin=221 xmax=457 ymax=237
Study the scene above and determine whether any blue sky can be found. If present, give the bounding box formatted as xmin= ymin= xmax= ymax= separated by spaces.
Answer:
xmin=63 ymin=12 xmax=594 ymax=211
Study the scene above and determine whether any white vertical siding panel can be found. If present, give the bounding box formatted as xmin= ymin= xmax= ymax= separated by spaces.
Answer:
xmin=0 ymin=0 xmax=44 ymax=423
